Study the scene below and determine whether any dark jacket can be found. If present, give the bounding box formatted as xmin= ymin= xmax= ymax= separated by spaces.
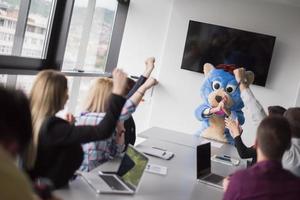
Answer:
xmin=234 ymin=135 xmax=257 ymax=165
xmin=124 ymin=76 xmax=147 ymax=147
xmin=27 ymin=94 xmax=125 ymax=188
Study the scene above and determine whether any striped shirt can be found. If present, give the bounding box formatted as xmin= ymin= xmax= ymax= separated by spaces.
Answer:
xmin=76 ymin=100 xmax=136 ymax=172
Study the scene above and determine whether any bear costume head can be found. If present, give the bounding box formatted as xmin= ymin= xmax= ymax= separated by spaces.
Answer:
xmin=195 ymin=63 xmax=254 ymax=144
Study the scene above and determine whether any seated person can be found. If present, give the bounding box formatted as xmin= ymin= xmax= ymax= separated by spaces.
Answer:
xmin=282 ymin=107 xmax=300 ymax=177
xmin=223 ymin=116 xmax=300 ymax=200
xmin=0 ymin=86 xmax=35 ymax=200
xmin=225 ymin=106 xmax=286 ymax=165
xmin=24 ymin=69 xmax=128 ymax=189
xmin=77 ymin=74 xmax=157 ymax=172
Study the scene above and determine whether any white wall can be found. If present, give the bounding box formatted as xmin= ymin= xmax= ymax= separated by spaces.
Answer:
xmin=118 ymin=0 xmax=300 ymax=145
xmin=117 ymin=0 xmax=174 ymax=133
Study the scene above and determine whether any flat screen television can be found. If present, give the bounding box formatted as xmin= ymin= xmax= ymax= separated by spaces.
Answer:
xmin=181 ymin=20 xmax=276 ymax=86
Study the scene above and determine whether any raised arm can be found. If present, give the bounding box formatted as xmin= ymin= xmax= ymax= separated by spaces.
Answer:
xmin=233 ymin=68 xmax=267 ymax=124
xmin=41 ymin=69 xmax=128 ymax=145
xmin=225 ymin=118 xmax=256 ymax=159
xmin=126 ymin=57 xmax=155 ymax=98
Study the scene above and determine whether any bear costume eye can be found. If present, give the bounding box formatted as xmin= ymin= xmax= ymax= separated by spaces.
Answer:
xmin=212 ymin=81 xmax=221 ymax=91
xmin=226 ymin=84 xmax=237 ymax=94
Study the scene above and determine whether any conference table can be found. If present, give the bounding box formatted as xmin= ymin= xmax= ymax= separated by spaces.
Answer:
xmin=54 ymin=127 xmax=247 ymax=200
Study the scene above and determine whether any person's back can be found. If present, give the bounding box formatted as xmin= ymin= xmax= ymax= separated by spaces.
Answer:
xmin=25 ymin=69 xmax=128 ymax=188
xmin=225 ymin=160 xmax=300 ymax=200
xmin=77 ymin=65 xmax=157 ymax=171
xmin=76 ymin=112 xmax=125 ymax=172
xmin=282 ymin=107 xmax=300 ymax=177
xmin=0 ymin=146 xmax=34 ymax=200
xmin=223 ymin=116 xmax=300 ymax=200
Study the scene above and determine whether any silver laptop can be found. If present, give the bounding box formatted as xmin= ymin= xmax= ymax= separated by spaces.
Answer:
xmin=79 ymin=144 xmax=149 ymax=194
xmin=197 ymin=142 xmax=224 ymax=189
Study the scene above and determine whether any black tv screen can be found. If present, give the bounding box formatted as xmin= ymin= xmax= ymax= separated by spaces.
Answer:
xmin=181 ymin=20 xmax=276 ymax=86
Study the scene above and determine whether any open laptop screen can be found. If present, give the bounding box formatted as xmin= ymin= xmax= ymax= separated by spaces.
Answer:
xmin=117 ymin=145 xmax=148 ymax=190
xmin=197 ymin=142 xmax=211 ymax=178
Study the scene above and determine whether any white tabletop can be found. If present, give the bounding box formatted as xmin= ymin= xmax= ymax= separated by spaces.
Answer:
xmin=55 ymin=127 xmax=246 ymax=200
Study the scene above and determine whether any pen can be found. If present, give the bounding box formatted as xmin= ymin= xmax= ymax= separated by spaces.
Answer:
xmin=223 ymin=154 xmax=231 ymax=159
xmin=215 ymin=156 xmax=231 ymax=162
xmin=152 ymin=146 xmax=167 ymax=151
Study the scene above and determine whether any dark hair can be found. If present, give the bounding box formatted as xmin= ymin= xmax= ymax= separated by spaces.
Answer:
xmin=267 ymin=106 xmax=286 ymax=116
xmin=284 ymin=107 xmax=300 ymax=138
xmin=256 ymin=116 xmax=291 ymax=160
xmin=0 ymin=86 xmax=32 ymax=153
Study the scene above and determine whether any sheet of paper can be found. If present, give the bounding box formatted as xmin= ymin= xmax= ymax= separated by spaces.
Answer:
xmin=145 ymin=163 xmax=168 ymax=175
xmin=134 ymin=136 xmax=147 ymax=146
xmin=201 ymin=139 xmax=223 ymax=148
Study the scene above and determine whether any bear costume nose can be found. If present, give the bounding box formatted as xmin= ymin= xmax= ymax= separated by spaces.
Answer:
xmin=215 ymin=95 xmax=223 ymax=103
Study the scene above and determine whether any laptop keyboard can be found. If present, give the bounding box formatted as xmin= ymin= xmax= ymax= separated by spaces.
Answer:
xmin=99 ymin=175 xmax=128 ymax=191
xmin=202 ymin=174 xmax=224 ymax=184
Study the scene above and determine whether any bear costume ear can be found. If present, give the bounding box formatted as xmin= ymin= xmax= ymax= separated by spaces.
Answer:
xmin=245 ymin=71 xmax=255 ymax=86
xmin=203 ymin=63 xmax=215 ymax=77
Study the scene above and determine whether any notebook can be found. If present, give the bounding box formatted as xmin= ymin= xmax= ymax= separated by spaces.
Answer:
xmin=197 ymin=142 xmax=224 ymax=189
xmin=79 ymin=144 xmax=149 ymax=194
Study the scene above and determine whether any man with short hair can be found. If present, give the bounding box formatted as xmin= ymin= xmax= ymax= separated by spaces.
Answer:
xmin=282 ymin=107 xmax=300 ymax=177
xmin=223 ymin=116 xmax=300 ymax=200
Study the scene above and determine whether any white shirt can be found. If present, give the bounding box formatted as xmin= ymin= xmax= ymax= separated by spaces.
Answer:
xmin=241 ymin=88 xmax=267 ymax=126
xmin=241 ymin=88 xmax=300 ymax=177
xmin=282 ymin=138 xmax=300 ymax=177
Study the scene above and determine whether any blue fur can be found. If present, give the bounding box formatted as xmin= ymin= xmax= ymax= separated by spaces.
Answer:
xmin=195 ymin=69 xmax=245 ymax=145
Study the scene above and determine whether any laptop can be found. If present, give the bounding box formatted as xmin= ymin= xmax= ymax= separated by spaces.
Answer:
xmin=197 ymin=142 xmax=224 ymax=189
xmin=79 ymin=144 xmax=149 ymax=194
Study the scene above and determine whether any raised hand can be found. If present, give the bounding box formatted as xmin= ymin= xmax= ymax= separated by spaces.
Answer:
xmin=112 ymin=68 xmax=128 ymax=96
xmin=65 ymin=113 xmax=75 ymax=124
xmin=225 ymin=117 xmax=242 ymax=138
xmin=143 ymin=57 xmax=155 ymax=78
xmin=233 ymin=68 xmax=248 ymax=91
xmin=233 ymin=68 xmax=245 ymax=83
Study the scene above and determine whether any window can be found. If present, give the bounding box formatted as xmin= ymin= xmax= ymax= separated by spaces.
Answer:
xmin=21 ymin=0 xmax=55 ymax=58
xmin=63 ymin=0 xmax=118 ymax=73
xmin=0 ymin=0 xmax=55 ymax=58
xmin=0 ymin=0 xmax=129 ymax=74
xmin=0 ymin=0 xmax=74 ymax=71
xmin=0 ymin=0 xmax=20 ymax=56
xmin=74 ymin=77 xmax=95 ymax=115
xmin=0 ymin=74 xmax=7 ymax=86
xmin=0 ymin=0 xmax=129 ymax=116
xmin=16 ymin=75 xmax=35 ymax=95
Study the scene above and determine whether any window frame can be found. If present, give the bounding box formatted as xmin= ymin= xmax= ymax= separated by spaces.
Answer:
xmin=0 ymin=0 xmax=129 ymax=76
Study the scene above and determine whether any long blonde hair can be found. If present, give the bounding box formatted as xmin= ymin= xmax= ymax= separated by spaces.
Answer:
xmin=26 ymin=70 xmax=68 ymax=169
xmin=83 ymin=77 xmax=113 ymax=113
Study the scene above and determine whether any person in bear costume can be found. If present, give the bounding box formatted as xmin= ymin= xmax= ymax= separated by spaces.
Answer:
xmin=195 ymin=63 xmax=254 ymax=144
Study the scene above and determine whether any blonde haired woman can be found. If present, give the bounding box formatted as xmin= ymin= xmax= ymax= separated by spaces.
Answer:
xmin=77 ymin=60 xmax=157 ymax=171
xmin=25 ymin=69 xmax=128 ymax=188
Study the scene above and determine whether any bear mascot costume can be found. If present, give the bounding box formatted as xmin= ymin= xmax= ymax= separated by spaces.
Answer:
xmin=195 ymin=63 xmax=254 ymax=144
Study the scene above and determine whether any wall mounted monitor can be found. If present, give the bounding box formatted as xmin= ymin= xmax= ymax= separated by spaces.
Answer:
xmin=181 ymin=20 xmax=276 ymax=86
